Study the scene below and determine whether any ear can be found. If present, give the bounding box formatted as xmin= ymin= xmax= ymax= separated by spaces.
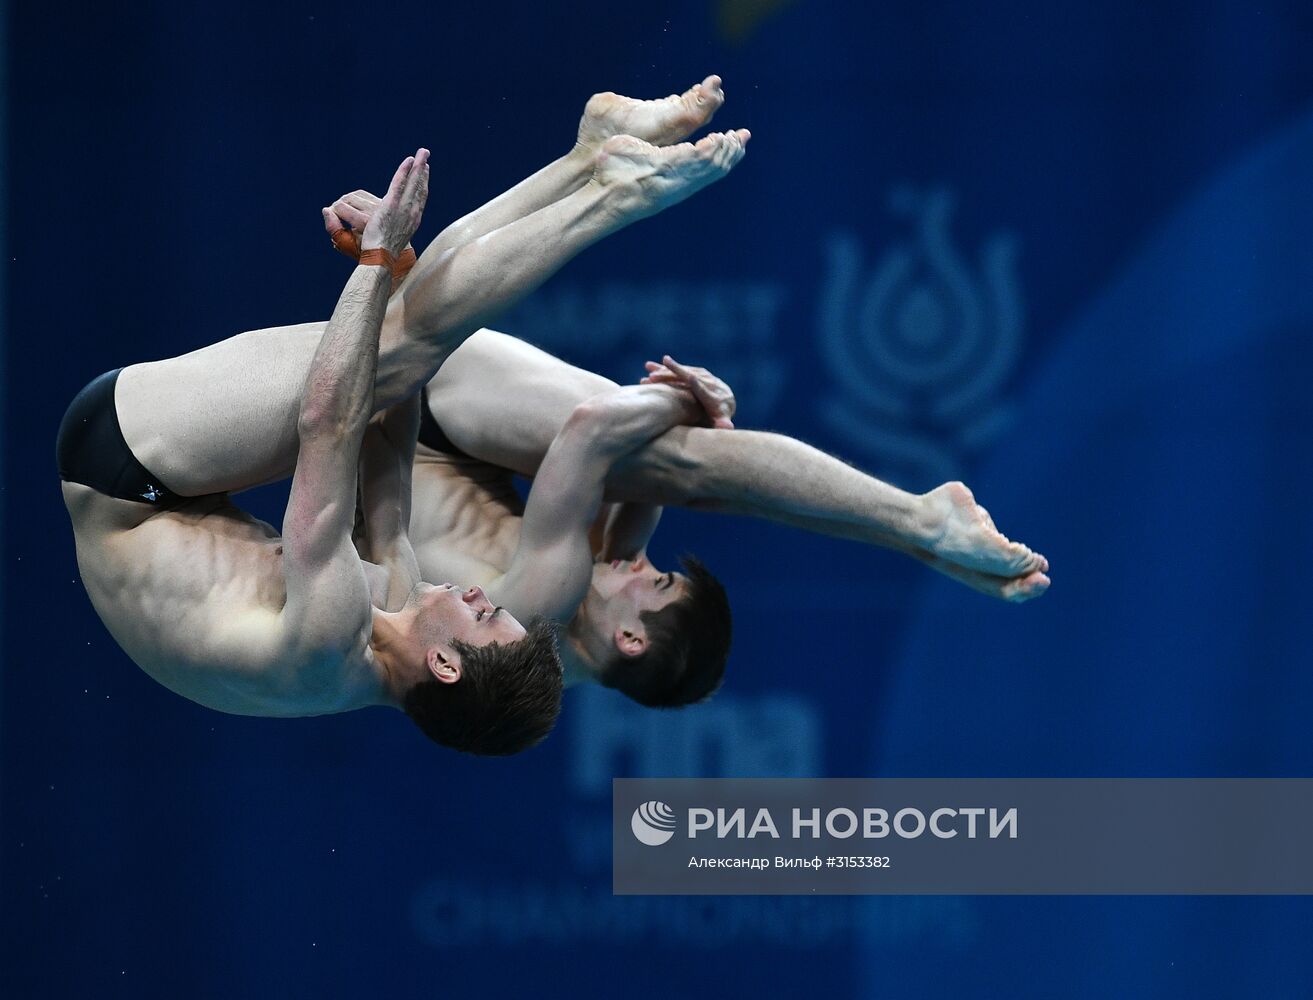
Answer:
xmin=426 ymin=646 xmax=462 ymax=684
xmin=613 ymin=624 xmax=648 ymax=658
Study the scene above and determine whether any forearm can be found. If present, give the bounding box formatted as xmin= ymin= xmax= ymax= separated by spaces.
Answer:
xmin=582 ymin=384 xmax=704 ymax=460
xmin=603 ymin=427 xmax=938 ymax=551
xmin=421 ymin=147 xmax=593 ymax=259
xmin=357 ymin=500 xmax=422 ymax=610
xmin=514 ymin=386 xmax=695 ymax=555
xmin=375 ymin=543 xmax=423 ymax=610
xmin=298 ymin=263 xmax=393 ymax=436
xmin=358 ymin=405 xmax=422 ymax=591
xmin=357 ymin=455 xmax=410 ymax=564
xmin=598 ymin=502 xmax=663 ymax=561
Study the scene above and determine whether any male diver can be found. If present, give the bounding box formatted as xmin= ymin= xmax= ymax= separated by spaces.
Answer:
xmin=57 ymin=151 xmax=563 ymax=757
xmin=58 ymin=83 xmax=750 ymax=752
xmin=318 ymin=78 xmax=1049 ymax=710
xmin=399 ymin=341 xmax=1049 ymax=710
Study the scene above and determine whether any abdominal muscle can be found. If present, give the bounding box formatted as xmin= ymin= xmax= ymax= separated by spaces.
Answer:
xmin=408 ymin=449 xmax=525 ymax=590
xmin=66 ymin=486 xmax=349 ymax=717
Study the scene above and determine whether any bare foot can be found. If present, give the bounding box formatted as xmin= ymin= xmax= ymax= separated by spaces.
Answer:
xmin=922 ymin=481 xmax=1049 ymax=580
xmin=591 ymin=130 xmax=751 ymax=221
xmin=917 ymin=552 xmax=1052 ymax=604
xmin=577 ymin=75 xmax=725 ymax=153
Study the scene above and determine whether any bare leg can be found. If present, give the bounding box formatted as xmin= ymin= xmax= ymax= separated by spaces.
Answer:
xmin=376 ymin=130 xmax=750 ymax=398
xmin=426 ymin=330 xmax=621 ymax=473
xmin=424 ymin=335 xmax=1048 ymax=598
xmin=609 ymin=432 xmax=1046 ymax=577
xmin=383 ymin=76 xmax=731 ymax=370
xmin=116 ymin=131 xmax=748 ymax=496
xmin=420 ymin=76 xmax=725 ymax=258
xmin=606 ymin=428 xmax=1047 ymax=594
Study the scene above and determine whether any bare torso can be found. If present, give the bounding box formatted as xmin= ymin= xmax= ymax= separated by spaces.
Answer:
xmin=407 ymin=330 xmax=623 ymax=592
xmin=62 ymin=482 xmax=379 ymax=717
xmin=407 ymin=450 xmax=524 ymax=593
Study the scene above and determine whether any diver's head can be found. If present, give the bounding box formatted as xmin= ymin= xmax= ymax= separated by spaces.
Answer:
xmin=394 ymin=584 xmax=562 ymax=755
xmin=571 ymin=555 xmax=731 ymax=707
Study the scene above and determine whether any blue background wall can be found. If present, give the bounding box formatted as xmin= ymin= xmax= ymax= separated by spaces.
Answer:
xmin=5 ymin=1 xmax=1313 ymax=995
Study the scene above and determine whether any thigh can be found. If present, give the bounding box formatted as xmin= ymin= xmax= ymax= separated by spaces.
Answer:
xmin=426 ymin=329 xmax=618 ymax=476
xmin=115 ymin=323 xmax=326 ymax=495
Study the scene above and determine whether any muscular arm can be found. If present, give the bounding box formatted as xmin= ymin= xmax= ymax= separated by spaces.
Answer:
xmin=487 ymin=385 xmax=701 ymax=622
xmin=282 ymin=150 xmax=431 ymax=650
xmin=280 ymin=260 xmax=393 ymax=650
xmin=355 ymin=397 xmax=424 ymax=612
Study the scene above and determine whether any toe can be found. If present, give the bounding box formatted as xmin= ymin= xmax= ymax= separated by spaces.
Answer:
xmin=1005 ymin=571 xmax=1050 ymax=602
xmin=699 ymin=75 xmax=724 ymax=107
xmin=1012 ymin=546 xmax=1040 ymax=573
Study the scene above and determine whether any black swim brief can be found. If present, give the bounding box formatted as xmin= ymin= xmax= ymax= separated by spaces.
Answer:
xmin=56 ymin=369 xmax=187 ymax=508
xmin=417 ymin=384 xmax=472 ymax=459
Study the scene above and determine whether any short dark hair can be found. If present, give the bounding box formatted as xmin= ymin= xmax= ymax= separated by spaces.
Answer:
xmin=403 ymin=618 xmax=562 ymax=755
xmin=598 ymin=556 xmax=732 ymax=708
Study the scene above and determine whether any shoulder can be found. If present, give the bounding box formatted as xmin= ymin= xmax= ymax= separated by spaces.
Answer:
xmin=259 ymin=610 xmax=375 ymax=708
xmin=277 ymin=592 xmax=374 ymax=659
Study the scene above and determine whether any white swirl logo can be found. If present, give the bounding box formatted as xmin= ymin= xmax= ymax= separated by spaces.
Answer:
xmin=630 ymin=800 xmax=677 ymax=846
xmin=818 ymin=186 xmax=1023 ymax=486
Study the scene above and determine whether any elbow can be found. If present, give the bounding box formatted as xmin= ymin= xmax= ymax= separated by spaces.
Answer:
xmin=562 ymin=397 xmax=614 ymax=441
xmin=297 ymin=408 xmax=331 ymax=440
xmin=559 ymin=397 xmax=632 ymax=462
xmin=297 ymin=405 xmax=352 ymax=442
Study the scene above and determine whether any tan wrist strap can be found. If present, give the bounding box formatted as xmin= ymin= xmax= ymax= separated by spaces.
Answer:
xmin=358 ymin=247 xmax=396 ymax=270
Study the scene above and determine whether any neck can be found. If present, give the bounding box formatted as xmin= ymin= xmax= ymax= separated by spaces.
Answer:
xmin=559 ymin=619 xmax=600 ymax=688
xmin=367 ymin=607 xmax=414 ymax=708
